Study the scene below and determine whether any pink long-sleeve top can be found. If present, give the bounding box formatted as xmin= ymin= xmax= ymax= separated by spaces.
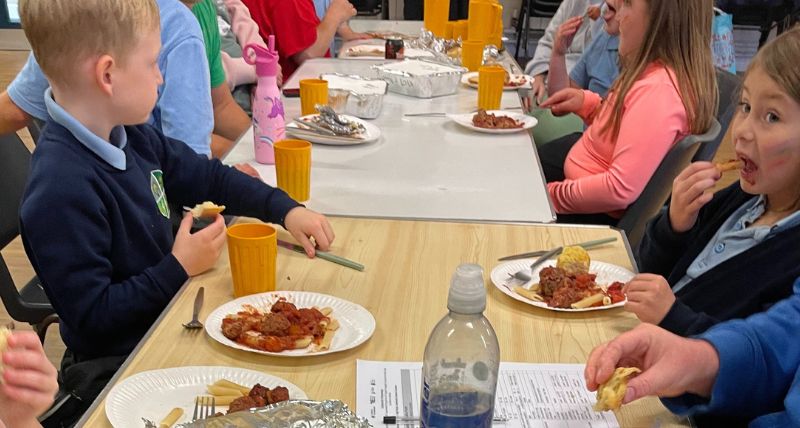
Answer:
xmin=220 ymin=0 xmax=265 ymax=88
xmin=547 ymin=62 xmax=689 ymax=218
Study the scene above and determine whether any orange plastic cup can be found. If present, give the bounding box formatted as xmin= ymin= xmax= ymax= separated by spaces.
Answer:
xmin=274 ymin=139 xmax=311 ymax=202
xmin=478 ymin=65 xmax=504 ymax=110
xmin=299 ymin=79 xmax=328 ymax=116
xmin=445 ymin=21 xmax=456 ymax=39
xmin=424 ymin=0 xmax=450 ymax=37
xmin=462 ymin=40 xmax=485 ymax=72
xmin=227 ymin=223 xmax=277 ymax=297
xmin=455 ymin=20 xmax=469 ymax=40
xmin=468 ymin=0 xmax=502 ymax=43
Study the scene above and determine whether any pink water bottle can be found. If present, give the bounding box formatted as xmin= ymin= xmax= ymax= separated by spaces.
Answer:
xmin=244 ymin=36 xmax=284 ymax=164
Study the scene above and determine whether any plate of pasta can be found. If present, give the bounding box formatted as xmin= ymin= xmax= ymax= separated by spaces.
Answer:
xmin=490 ymin=247 xmax=634 ymax=312
xmin=106 ymin=366 xmax=306 ymax=428
xmin=205 ymin=291 xmax=375 ymax=357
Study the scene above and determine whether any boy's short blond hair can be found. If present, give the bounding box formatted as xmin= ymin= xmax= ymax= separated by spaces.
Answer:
xmin=19 ymin=0 xmax=160 ymax=86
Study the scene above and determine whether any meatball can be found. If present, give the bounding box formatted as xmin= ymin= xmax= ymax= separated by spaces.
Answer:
xmin=221 ymin=319 xmax=244 ymax=340
xmin=267 ymin=386 xmax=290 ymax=404
xmin=271 ymin=300 xmax=298 ymax=315
xmin=227 ymin=395 xmax=266 ymax=413
xmin=256 ymin=313 xmax=291 ymax=336
xmin=248 ymin=383 xmax=270 ymax=399
xmin=539 ymin=266 xmax=571 ymax=297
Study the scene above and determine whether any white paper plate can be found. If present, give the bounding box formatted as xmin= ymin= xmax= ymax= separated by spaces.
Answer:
xmin=461 ymin=71 xmax=533 ymax=90
xmin=490 ymin=260 xmax=634 ymax=312
xmin=205 ymin=291 xmax=376 ymax=357
xmin=287 ymin=114 xmax=381 ymax=146
xmin=341 ymin=44 xmax=435 ymax=59
xmin=449 ymin=110 xmax=537 ymax=134
xmin=106 ymin=366 xmax=307 ymax=428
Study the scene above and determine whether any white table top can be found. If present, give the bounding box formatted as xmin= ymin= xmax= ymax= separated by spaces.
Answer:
xmin=226 ymin=58 xmax=554 ymax=223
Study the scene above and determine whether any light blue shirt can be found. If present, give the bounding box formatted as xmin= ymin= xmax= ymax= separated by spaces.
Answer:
xmin=673 ymin=195 xmax=800 ymax=293
xmin=7 ymin=0 xmax=213 ymax=156
xmin=43 ymin=88 xmax=128 ymax=170
xmin=312 ymin=0 xmax=337 ymax=55
xmin=569 ymin=28 xmax=619 ymax=97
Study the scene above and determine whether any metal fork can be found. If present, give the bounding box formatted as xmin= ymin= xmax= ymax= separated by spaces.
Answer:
xmin=192 ymin=396 xmax=216 ymax=421
xmin=182 ymin=287 xmax=204 ymax=330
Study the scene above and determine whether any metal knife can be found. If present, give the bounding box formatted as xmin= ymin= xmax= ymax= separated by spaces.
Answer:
xmin=498 ymin=237 xmax=617 ymax=261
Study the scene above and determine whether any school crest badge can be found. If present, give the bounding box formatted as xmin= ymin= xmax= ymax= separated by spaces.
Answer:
xmin=150 ymin=170 xmax=170 ymax=218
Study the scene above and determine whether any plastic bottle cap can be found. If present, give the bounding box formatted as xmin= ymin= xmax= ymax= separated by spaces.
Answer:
xmin=447 ymin=263 xmax=486 ymax=314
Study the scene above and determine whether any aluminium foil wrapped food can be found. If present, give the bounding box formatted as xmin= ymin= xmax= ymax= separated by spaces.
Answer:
xmin=371 ymin=59 xmax=467 ymax=98
xmin=177 ymin=400 xmax=372 ymax=428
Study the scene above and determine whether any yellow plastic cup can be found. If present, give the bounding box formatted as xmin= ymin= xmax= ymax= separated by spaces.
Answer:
xmin=455 ymin=20 xmax=469 ymax=40
xmin=467 ymin=0 xmax=502 ymax=43
xmin=274 ymin=139 xmax=311 ymax=202
xmin=445 ymin=21 xmax=455 ymax=39
xmin=227 ymin=223 xmax=277 ymax=298
xmin=462 ymin=40 xmax=485 ymax=72
xmin=299 ymin=79 xmax=328 ymax=116
xmin=424 ymin=0 xmax=450 ymax=38
xmin=478 ymin=65 xmax=505 ymax=110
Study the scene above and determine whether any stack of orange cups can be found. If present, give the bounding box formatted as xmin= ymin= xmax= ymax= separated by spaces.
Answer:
xmin=477 ymin=65 xmax=505 ymax=110
xmin=445 ymin=21 xmax=456 ymax=39
xmin=456 ymin=20 xmax=469 ymax=40
xmin=423 ymin=0 xmax=450 ymax=37
xmin=274 ymin=139 xmax=312 ymax=202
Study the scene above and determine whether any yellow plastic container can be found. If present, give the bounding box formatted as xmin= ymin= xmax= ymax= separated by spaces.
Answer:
xmin=424 ymin=0 xmax=450 ymax=38
xmin=462 ymin=40 xmax=485 ymax=72
xmin=227 ymin=223 xmax=277 ymax=297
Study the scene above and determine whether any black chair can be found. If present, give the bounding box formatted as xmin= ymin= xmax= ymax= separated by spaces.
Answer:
xmin=617 ymin=120 xmax=722 ymax=252
xmin=717 ymin=0 xmax=797 ymax=47
xmin=0 ymin=132 xmax=58 ymax=343
xmin=351 ymin=0 xmax=389 ymax=18
xmin=515 ymin=0 xmax=565 ymax=60
xmin=692 ymin=69 xmax=742 ymax=162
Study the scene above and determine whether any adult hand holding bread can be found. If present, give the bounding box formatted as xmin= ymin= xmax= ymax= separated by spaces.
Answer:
xmin=173 ymin=213 xmax=227 ymax=276
xmin=668 ymin=162 xmax=722 ymax=233
xmin=284 ymin=207 xmax=335 ymax=258
xmin=585 ymin=324 xmax=719 ymax=406
xmin=0 ymin=330 xmax=59 ymax=428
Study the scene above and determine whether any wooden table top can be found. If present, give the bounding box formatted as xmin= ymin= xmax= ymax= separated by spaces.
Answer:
xmin=79 ymin=217 xmax=687 ymax=427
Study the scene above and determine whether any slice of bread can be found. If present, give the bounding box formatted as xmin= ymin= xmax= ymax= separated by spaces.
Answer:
xmin=190 ymin=201 xmax=226 ymax=219
xmin=594 ymin=367 xmax=641 ymax=411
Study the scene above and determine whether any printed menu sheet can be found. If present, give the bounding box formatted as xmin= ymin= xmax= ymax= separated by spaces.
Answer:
xmin=356 ymin=360 xmax=619 ymax=428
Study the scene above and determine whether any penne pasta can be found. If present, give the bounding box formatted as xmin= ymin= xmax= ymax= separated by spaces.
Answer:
xmin=571 ymin=293 xmax=605 ymax=309
xmin=212 ymin=379 xmax=251 ymax=395
xmin=206 ymin=385 xmax=244 ymax=397
xmin=206 ymin=395 xmax=242 ymax=406
xmin=318 ymin=306 xmax=333 ymax=316
xmin=158 ymin=407 xmax=183 ymax=428
xmin=318 ymin=327 xmax=336 ymax=351
xmin=294 ymin=335 xmax=313 ymax=348
xmin=514 ymin=286 xmax=544 ymax=302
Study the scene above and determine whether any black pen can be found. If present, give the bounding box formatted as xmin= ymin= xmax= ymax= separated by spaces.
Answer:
xmin=383 ymin=415 xmax=509 ymax=424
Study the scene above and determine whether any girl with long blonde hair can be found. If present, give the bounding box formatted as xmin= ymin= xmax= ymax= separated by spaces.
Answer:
xmin=539 ymin=0 xmax=718 ymax=224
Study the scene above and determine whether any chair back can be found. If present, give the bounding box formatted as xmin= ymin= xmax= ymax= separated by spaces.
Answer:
xmin=0 ymin=133 xmax=57 ymax=339
xmin=693 ymin=68 xmax=742 ymax=162
xmin=530 ymin=0 xmax=564 ymax=17
xmin=617 ymin=119 xmax=722 ymax=251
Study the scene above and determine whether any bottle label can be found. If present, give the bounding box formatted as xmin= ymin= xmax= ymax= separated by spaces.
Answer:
xmin=420 ymin=388 xmax=494 ymax=428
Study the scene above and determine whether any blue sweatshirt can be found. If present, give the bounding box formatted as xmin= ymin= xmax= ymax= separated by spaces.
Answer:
xmin=20 ymin=93 xmax=299 ymax=358
xmin=662 ymin=278 xmax=800 ymax=427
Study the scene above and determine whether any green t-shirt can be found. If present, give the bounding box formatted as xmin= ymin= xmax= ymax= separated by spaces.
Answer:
xmin=192 ymin=0 xmax=226 ymax=88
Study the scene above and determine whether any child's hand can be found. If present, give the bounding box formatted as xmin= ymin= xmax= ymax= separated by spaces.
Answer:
xmin=554 ymin=16 xmax=583 ymax=56
xmin=0 ymin=331 xmax=58 ymax=428
xmin=669 ymin=162 xmax=720 ymax=233
xmin=325 ymin=0 xmax=357 ymax=27
xmin=539 ymin=88 xmax=584 ymax=116
xmin=623 ymin=274 xmax=675 ymax=324
xmin=531 ymin=74 xmax=547 ymax=105
xmin=284 ymin=207 xmax=335 ymax=258
xmin=172 ymin=213 xmax=227 ymax=276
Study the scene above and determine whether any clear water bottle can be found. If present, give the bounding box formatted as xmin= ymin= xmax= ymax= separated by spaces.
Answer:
xmin=420 ymin=264 xmax=500 ymax=428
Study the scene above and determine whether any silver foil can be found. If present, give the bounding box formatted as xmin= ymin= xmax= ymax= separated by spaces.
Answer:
xmin=320 ymin=73 xmax=387 ymax=119
xmin=372 ymin=59 xmax=467 ymax=98
xmin=177 ymin=400 xmax=372 ymax=428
